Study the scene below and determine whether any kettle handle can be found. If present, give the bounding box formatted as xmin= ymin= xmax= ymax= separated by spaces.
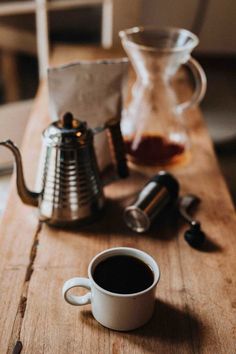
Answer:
xmin=106 ymin=120 xmax=129 ymax=179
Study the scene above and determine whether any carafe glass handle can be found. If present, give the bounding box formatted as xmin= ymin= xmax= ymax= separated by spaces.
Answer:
xmin=175 ymin=57 xmax=207 ymax=115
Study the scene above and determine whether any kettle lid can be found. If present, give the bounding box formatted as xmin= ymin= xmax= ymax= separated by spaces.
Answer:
xmin=43 ymin=112 xmax=89 ymax=146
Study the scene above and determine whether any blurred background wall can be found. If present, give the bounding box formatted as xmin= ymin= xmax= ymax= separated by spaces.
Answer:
xmin=140 ymin=0 xmax=236 ymax=55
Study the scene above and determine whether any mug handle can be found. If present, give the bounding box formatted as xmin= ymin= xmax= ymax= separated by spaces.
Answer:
xmin=175 ymin=56 xmax=207 ymax=115
xmin=62 ymin=278 xmax=91 ymax=306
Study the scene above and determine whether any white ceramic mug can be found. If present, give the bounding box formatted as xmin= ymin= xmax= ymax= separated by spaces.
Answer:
xmin=62 ymin=247 xmax=160 ymax=331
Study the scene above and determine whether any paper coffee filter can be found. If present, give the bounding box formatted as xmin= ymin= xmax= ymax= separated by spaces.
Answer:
xmin=48 ymin=58 xmax=129 ymax=126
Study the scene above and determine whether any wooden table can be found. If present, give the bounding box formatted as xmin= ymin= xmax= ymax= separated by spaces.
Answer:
xmin=0 ymin=46 xmax=235 ymax=354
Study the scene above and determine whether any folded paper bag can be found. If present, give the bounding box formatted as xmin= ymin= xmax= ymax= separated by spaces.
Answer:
xmin=47 ymin=59 xmax=129 ymax=170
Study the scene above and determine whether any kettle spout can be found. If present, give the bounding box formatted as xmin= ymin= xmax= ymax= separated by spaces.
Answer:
xmin=0 ymin=140 xmax=39 ymax=207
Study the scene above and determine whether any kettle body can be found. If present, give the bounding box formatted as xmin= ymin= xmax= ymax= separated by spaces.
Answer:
xmin=39 ymin=116 xmax=105 ymax=226
xmin=0 ymin=112 xmax=128 ymax=227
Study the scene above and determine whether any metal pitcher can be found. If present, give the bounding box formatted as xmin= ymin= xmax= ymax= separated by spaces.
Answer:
xmin=0 ymin=112 xmax=128 ymax=227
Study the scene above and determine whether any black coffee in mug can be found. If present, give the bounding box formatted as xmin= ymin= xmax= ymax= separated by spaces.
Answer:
xmin=93 ymin=255 xmax=154 ymax=294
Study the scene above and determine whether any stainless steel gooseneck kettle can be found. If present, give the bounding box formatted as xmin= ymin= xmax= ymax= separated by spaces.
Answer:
xmin=0 ymin=112 xmax=128 ymax=227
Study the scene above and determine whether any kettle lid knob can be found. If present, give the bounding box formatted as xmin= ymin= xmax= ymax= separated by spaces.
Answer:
xmin=43 ymin=112 xmax=90 ymax=147
xmin=61 ymin=112 xmax=73 ymax=129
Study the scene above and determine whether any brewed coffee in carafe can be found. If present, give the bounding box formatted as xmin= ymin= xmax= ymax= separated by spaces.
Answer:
xmin=120 ymin=27 xmax=207 ymax=167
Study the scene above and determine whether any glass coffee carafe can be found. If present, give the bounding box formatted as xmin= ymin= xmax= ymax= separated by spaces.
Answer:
xmin=119 ymin=27 xmax=207 ymax=167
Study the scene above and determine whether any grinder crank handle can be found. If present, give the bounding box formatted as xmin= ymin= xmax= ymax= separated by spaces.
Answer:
xmin=178 ymin=194 xmax=206 ymax=248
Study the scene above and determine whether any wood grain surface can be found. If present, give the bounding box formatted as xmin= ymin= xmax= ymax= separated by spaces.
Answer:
xmin=0 ymin=46 xmax=235 ymax=354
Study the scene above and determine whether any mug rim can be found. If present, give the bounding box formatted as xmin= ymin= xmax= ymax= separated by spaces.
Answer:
xmin=119 ymin=26 xmax=199 ymax=53
xmin=88 ymin=247 xmax=160 ymax=298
